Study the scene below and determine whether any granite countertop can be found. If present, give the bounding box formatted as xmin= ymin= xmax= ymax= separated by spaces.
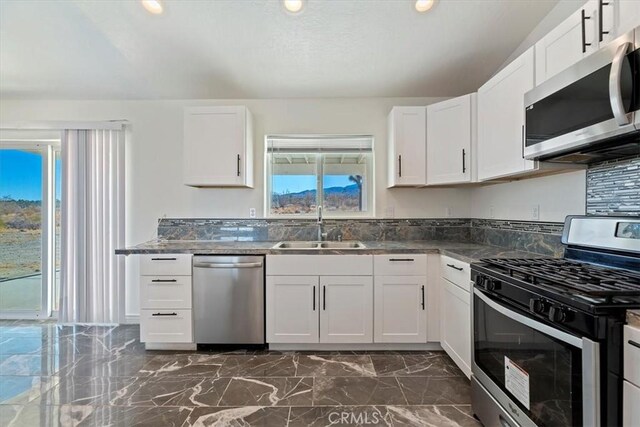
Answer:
xmin=116 ymin=239 xmax=549 ymax=264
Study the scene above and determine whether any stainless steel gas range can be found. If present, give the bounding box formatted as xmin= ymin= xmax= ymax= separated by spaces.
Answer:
xmin=470 ymin=216 xmax=640 ymax=427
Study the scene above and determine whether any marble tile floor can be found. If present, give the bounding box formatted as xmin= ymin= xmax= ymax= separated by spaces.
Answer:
xmin=0 ymin=321 xmax=480 ymax=427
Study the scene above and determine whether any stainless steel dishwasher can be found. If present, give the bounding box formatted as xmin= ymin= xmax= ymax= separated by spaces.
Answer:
xmin=193 ymin=255 xmax=264 ymax=344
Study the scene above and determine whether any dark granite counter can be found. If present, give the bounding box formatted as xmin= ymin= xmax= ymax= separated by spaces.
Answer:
xmin=116 ymin=239 xmax=549 ymax=264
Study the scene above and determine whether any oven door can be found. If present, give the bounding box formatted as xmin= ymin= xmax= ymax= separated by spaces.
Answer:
xmin=472 ymin=288 xmax=600 ymax=427
xmin=524 ymin=29 xmax=639 ymax=162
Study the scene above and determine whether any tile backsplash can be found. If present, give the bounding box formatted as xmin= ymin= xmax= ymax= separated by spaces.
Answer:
xmin=157 ymin=217 xmax=565 ymax=257
xmin=587 ymin=155 xmax=640 ymax=216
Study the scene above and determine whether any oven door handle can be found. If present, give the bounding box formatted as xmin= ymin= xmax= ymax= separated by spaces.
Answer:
xmin=473 ymin=288 xmax=583 ymax=348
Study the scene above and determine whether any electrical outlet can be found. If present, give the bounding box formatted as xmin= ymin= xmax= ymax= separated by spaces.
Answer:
xmin=531 ymin=204 xmax=540 ymax=220
xmin=249 ymin=208 xmax=256 ymax=218
xmin=490 ymin=206 xmax=495 ymax=219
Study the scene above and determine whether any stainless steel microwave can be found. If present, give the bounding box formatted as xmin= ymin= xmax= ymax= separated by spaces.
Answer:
xmin=524 ymin=27 xmax=640 ymax=164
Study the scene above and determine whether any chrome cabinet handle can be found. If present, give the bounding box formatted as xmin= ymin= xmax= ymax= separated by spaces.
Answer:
xmin=581 ymin=9 xmax=592 ymax=53
xmin=446 ymin=263 xmax=463 ymax=271
xmin=609 ymin=41 xmax=632 ymax=126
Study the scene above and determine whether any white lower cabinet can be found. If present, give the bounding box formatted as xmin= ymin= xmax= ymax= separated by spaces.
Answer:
xmin=140 ymin=309 xmax=193 ymax=343
xmin=440 ymin=275 xmax=472 ymax=378
xmin=374 ymin=276 xmax=427 ymax=343
xmin=623 ymin=380 xmax=640 ymax=426
xmin=320 ymin=276 xmax=373 ymax=343
xmin=138 ymin=254 xmax=193 ymax=347
xmin=266 ymin=276 xmax=319 ymax=344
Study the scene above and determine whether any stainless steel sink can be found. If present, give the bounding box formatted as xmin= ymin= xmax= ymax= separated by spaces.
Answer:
xmin=272 ymin=241 xmax=366 ymax=250
xmin=319 ymin=241 xmax=367 ymax=249
xmin=272 ymin=241 xmax=322 ymax=249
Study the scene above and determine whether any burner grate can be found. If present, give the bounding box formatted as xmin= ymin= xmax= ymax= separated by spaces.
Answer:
xmin=481 ymin=258 xmax=640 ymax=297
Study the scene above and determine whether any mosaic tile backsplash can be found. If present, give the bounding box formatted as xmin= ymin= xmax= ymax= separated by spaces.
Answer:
xmin=157 ymin=218 xmax=565 ymax=257
xmin=587 ymin=155 xmax=640 ymax=216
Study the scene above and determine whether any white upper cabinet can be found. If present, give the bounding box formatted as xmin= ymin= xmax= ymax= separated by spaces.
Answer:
xmin=614 ymin=0 xmax=640 ymax=37
xmin=535 ymin=0 xmax=640 ymax=85
xmin=535 ymin=0 xmax=599 ymax=85
xmin=426 ymin=94 xmax=476 ymax=185
xmin=477 ymin=48 xmax=536 ymax=181
xmin=387 ymin=106 xmax=427 ymax=187
xmin=183 ymin=106 xmax=254 ymax=188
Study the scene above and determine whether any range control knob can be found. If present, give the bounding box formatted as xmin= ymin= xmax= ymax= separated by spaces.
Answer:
xmin=548 ymin=305 xmax=568 ymax=323
xmin=529 ymin=298 xmax=548 ymax=314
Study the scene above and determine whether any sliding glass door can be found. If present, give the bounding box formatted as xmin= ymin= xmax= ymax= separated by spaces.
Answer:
xmin=0 ymin=136 xmax=61 ymax=318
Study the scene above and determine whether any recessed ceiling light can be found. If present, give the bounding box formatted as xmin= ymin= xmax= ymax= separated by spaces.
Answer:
xmin=284 ymin=0 xmax=304 ymax=14
xmin=142 ymin=0 xmax=163 ymax=15
xmin=415 ymin=0 xmax=435 ymax=13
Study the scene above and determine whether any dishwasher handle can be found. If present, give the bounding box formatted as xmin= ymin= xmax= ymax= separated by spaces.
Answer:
xmin=193 ymin=262 xmax=263 ymax=269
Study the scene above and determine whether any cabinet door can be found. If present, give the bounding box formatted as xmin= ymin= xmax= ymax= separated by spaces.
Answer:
xmin=440 ymin=278 xmax=471 ymax=378
xmin=266 ymin=276 xmax=319 ymax=343
xmin=623 ymin=380 xmax=640 ymax=427
xmin=477 ymin=47 xmax=536 ymax=181
xmin=387 ymin=107 xmax=426 ymax=187
xmin=615 ymin=0 xmax=640 ymax=37
xmin=320 ymin=276 xmax=373 ymax=343
xmin=426 ymin=94 xmax=473 ymax=185
xmin=183 ymin=106 xmax=251 ymax=187
xmin=535 ymin=1 xmax=598 ymax=85
xmin=374 ymin=276 xmax=427 ymax=343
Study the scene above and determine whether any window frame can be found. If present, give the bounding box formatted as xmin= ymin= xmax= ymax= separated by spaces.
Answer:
xmin=264 ymin=135 xmax=375 ymax=219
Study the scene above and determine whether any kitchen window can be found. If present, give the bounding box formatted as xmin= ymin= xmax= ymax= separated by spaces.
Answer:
xmin=265 ymin=135 xmax=374 ymax=217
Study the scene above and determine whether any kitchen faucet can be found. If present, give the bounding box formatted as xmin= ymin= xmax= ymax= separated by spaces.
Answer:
xmin=317 ymin=206 xmax=327 ymax=241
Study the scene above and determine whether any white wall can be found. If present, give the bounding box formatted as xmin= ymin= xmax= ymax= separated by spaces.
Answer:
xmin=470 ymin=171 xmax=586 ymax=222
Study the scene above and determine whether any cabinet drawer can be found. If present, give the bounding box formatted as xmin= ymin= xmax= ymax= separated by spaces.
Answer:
xmin=623 ymin=380 xmax=640 ymax=427
xmin=374 ymin=254 xmax=427 ymax=276
xmin=140 ymin=254 xmax=192 ymax=276
xmin=140 ymin=276 xmax=192 ymax=309
xmin=440 ymin=255 xmax=471 ymax=292
xmin=140 ymin=309 xmax=193 ymax=343
xmin=624 ymin=325 xmax=640 ymax=387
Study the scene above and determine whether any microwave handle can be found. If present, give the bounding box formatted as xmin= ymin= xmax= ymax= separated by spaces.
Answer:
xmin=609 ymin=41 xmax=632 ymax=126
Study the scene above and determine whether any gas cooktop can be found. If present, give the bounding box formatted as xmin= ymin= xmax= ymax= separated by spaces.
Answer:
xmin=481 ymin=258 xmax=640 ymax=298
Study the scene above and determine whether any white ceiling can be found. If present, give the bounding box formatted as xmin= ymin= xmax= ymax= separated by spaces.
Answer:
xmin=0 ymin=0 xmax=558 ymax=100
